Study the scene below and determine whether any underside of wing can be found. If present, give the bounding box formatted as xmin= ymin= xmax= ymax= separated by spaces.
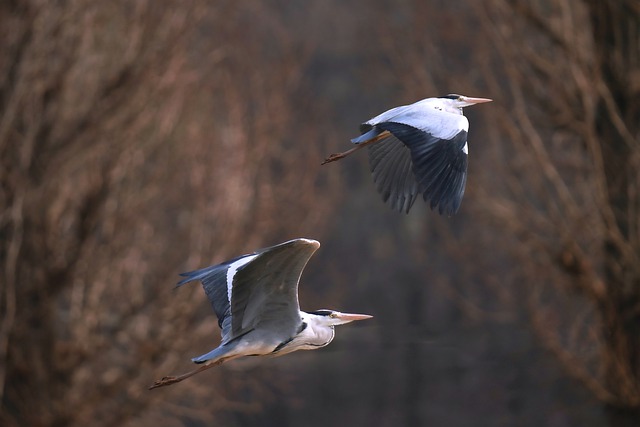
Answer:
xmin=230 ymin=239 xmax=319 ymax=342
xmin=367 ymin=133 xmax=419 ymax=213
xmin=377 ymin=122 xmax=468 ymax=215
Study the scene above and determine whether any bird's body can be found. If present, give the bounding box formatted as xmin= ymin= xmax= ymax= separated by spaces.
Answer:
xmin=150 ymin=238 xmax=371 ymax=389
xmin=322 ymin=94 xmax=492 ymax=214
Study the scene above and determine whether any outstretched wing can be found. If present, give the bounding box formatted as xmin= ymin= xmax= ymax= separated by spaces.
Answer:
xmin=229 ymin=239 xmax=319 ymax=342
xmin=366 ymin=130 xmax=419 ymax=213
xmin=177 ymin=238 xmax=319 ymax=344
xmin=376 ymin=122 xmax=468 ymax=216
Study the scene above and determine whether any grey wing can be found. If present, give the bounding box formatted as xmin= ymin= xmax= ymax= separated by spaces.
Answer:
xmin=176 ymin=254 xmax=250 ymax=341
xmin=230 ymin=238 xmax=320 ymax=343
xmin=377 ymin=122 xmax=468 ymax=215
xmin=367 ymin=131 xmax=419 ymax=213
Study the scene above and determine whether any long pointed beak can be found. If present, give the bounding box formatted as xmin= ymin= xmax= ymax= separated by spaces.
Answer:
xmin=337 ymin=312 xmax=373 ymax=322
xmin=462 ymin=96 xmax=493 ymax=105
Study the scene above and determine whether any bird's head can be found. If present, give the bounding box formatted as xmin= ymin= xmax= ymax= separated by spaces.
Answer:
xmin=439 ymin=94 xmax=493 ymax=109
xmin=308 ymin=309 xmax=373 ymax=326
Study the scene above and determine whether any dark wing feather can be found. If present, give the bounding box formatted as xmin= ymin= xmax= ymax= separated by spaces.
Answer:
xmin=367 ymin=133 xmax=419 ymax=213
xmin=176 ymin=256 xmax=245 ymax=338
xmin=376 ymin=122 xmax=468 ymax=215
xmin=230 ymin=239 xmax=319 ymax=342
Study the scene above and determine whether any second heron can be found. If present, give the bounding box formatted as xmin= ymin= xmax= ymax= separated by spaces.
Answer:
xmin=323 ymin=94 xmax=492 ymax=215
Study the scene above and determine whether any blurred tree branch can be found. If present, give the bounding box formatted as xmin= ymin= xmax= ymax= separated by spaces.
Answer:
xmin=372 ymin=0 xmax=639 ymax=423
xmin=478 ymin=0 xmax=640 ymax=420
xmin=0 ymin=1 xmax=338 ymax=426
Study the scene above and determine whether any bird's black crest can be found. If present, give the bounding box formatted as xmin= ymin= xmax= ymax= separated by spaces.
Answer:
xmin=439 ymin=94 xmax=460 ymax=100
xmin=308 ymin=309 xmax=333 ymax=316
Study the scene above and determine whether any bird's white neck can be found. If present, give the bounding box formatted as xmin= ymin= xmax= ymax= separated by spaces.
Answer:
xmin=300 ymin=311 xmax=336 ymax=346
xmin=273 ymin=311 xmax=335 ymax=355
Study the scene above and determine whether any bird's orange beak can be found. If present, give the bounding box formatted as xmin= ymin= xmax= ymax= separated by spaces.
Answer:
xmin=463 ymin=96 xmax=493 ymax=105
xmin=336 ymin=312 xmax=373 ymax=322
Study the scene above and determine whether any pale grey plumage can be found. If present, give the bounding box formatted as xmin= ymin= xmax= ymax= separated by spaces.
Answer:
xmin=323 ymin=94 xmax=492 ymax=215
xmin=150 ymin=238 xmax=371 ymax=389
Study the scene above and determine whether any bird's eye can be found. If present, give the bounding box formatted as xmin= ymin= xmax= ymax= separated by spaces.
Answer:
xmin=329 ymin=313 xmax=338 ymax=318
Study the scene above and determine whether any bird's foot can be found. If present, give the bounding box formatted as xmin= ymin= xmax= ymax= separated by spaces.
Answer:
xmin=321 ymin=152 xmax=348 ymax=165
xmin=148 ymin=361 xmax=222 ymax=390
xmin=321 ymin=136 xmax=385 ymax=165
xmin=148 ymin=376 xmax=180 ymax=390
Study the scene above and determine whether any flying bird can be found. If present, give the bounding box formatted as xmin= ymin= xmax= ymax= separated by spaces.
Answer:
xmin=322 ymin=94 xmax=492 ymax=215
xmin=150 ymin=238 xmax=372 ymax=389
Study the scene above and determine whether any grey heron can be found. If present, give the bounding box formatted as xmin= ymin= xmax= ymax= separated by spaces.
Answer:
xmin=149 ymin=238 xmax=372 ymax=389
xmin=322 ymin=94 xmax=492 ymax=215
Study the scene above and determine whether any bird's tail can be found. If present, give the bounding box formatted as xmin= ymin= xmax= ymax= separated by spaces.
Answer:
xmin=350 ymin=128 xmax=380 ymax=144
xmin=191 ymin=344 xmax=235 ymax=364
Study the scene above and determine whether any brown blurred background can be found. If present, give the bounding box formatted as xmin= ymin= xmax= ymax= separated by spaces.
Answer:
xmin=1 ymin=0 xmax=639 ymax=426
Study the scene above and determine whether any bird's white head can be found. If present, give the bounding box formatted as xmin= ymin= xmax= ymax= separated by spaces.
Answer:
xmin=307 ymin=309 xmax=373 ymax=326
xmin=439 ymin=94 xmax=493 ymax=109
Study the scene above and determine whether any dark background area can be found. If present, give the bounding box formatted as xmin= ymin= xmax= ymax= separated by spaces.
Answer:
xmin=1 ymin=1 xmax=639 ymax=426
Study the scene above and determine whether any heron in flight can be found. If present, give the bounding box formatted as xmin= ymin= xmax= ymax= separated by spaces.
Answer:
xmin=322 ymin=94 xmax=492 ymax=215
xmin=150 ymin=238 xmax=372 ymax=389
